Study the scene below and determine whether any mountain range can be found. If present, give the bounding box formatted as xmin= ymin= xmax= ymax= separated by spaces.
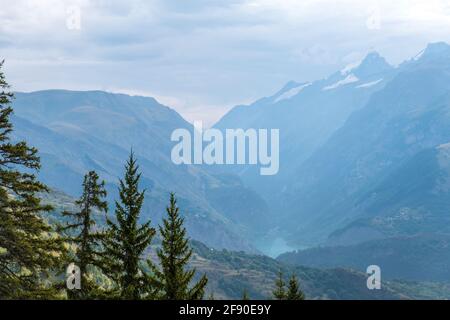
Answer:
xmin=214 ymin=51 xmax=396 ymax=206
xmin=212 ymin=42 xmax=450 ymax=259
xmin=10 ymin=90 xmax=270 ymax=252
xmin=10 ymin=42 xmax=450 ymax=286
xmin=281 ymin=42 xmax=450 ymax=246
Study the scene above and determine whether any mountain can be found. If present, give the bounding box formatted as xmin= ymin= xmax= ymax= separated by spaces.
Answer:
xmin=13 ymin=42 xmax=450 ymax=261
xmin=280 ymin=42 xmax=450 ymax=246
xmin=327 ymin=143 xmax=450 ymax=245
xmin=10 ymin=90 xmax=271 ymax=252
xmin=278 ymin=234 xmax=450 ymax=283
xmin=210 ymin=42 xmax=450 ymax=256
xmin=212 ymin=51 xmax=397 ymax=250
xmin=215 ymin=51 xmax=394 ymax=171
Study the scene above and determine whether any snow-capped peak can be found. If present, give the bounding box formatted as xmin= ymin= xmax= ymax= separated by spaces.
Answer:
xmin=352 ymin=51 xmax=392 ymax=78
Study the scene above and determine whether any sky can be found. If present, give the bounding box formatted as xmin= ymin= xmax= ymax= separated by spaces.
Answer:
xmin=1 ymin=0 xmax=450 ymax=126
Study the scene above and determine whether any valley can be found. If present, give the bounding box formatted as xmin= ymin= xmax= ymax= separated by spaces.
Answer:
xmin=9 ymin=42 xmax=450 ymax=299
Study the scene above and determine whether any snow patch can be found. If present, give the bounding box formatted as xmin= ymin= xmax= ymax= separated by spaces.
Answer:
xmin=323 ymin=74 xmax=359 ymax=91
xmin=356 ymin=78 xmax=383 ymax=88
xmin=437 ymin=142 xmax=450 ymax=150
xmin=340 ymin=60 xmax=362 ymax=75
xmin=274 ymin=82 xmax=311 ymax=103
xmin=413 ymin=49 xmax=425 ymax=61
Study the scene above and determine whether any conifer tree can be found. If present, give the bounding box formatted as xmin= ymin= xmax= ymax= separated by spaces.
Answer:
xmin=272 ymin=270 xmax=286 ymax=300
xmin=148 ymin=193 xmax=208 ymax=300
xmin=0 ymin=61 xmax=66 ymax=299
xmin=59 ymin=170 xmax=107 ymax=299
xmin=101 ymin=152 xmax=155 ymax=299
xmin=242 ymin=289 xmax=250 ymax=300
xmin=286 ymin=274 xmax=305 ymax=300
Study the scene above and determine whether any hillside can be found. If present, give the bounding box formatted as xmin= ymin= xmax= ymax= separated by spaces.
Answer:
xmin=327 ymin=144 xmax=450 ymax=246
xmin=10 ymin=90 xmax=271 ymax=252
xmin=278 ymin=234 xmax=450 ymax=282
xmin=189 ymin=241 xmax=450 ymax=300
xmin=41 ymin=189 xmax=450 ymax=299
xmin=280 ymin=42 xmax=450 ymax=246
xmin=213 ymin=52 xmax=396 ymax=216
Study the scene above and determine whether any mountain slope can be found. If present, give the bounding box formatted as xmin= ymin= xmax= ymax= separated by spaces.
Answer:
xmin=278 ymin=234 xmax=450 ymax=283
xmin=11 ymin=90 xmax=271 ymax=251
xmin=281 ymin=42 xmax=450 ymax=246
xmin=189 ymin=240 xmax=450 ymax=299
xmin=327 ymin=143 xmax=450 ymax=245
xmin=213 ymin=52 xmax=396 ymax=209
xmin=44 ymin=181 xmax=450 ymax=299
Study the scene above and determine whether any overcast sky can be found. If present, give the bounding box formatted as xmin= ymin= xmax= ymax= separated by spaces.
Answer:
xmin=1 ymin=0 xmax=450 ymax=126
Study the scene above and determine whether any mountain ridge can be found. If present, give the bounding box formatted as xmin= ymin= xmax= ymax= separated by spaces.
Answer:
xmin=11 ymin=89 xmax=272 ymax=252
xmin=212 ymin=42 xmax=450 ymax=255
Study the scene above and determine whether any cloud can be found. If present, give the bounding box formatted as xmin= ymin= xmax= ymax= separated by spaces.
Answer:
xmin=1 ymin=0 xmax=450 ymax=124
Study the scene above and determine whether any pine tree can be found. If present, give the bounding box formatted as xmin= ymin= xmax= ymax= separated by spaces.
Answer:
xmin=286 ymin=274 xmax=305 ymax=300
xmin=0 ymin=61 xmax=66 ymax=299
xmin=59 ymin=171 xmax=107 ymax=299
xmin=101 ymin=152 xmax=155 ymax=299
xmin=272 ymin=270 xmax=286 ymax=300
xmin=148 ymin=193 xmax=208 ymax=300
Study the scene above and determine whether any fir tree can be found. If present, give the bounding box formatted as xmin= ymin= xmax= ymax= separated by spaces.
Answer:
xmin=272 ymin=270 xmax=286 ymax=300
xmin=101 ymin=152 xmax=155 ymax=299
xmin=286 ymin=274 xmax=305 ymax=300
xmin=59 ymin=170 xmax=108 ymax=299
xmin=148 ymin=193 xmax=208 ymax=300
xmin=0 ymin=61 xmax=66 ymax=299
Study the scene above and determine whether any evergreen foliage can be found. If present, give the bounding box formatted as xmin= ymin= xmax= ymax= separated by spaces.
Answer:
xmin=101 ymin=152 xmax=155 ymax=299
xmin=148 ymin=193 xmax=208 ymax=300
xmin=272 ymin=270 xmax=287 ymax=300
xmin=59 ymin=171 xmax=108 ymax=299
xmin=286 ymin=274 xmax=305 ymax=300
xmin=242 ymin=289 xmax=250 ymax=300
xmin=0 ymin=61 xmax=66 ymax=299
